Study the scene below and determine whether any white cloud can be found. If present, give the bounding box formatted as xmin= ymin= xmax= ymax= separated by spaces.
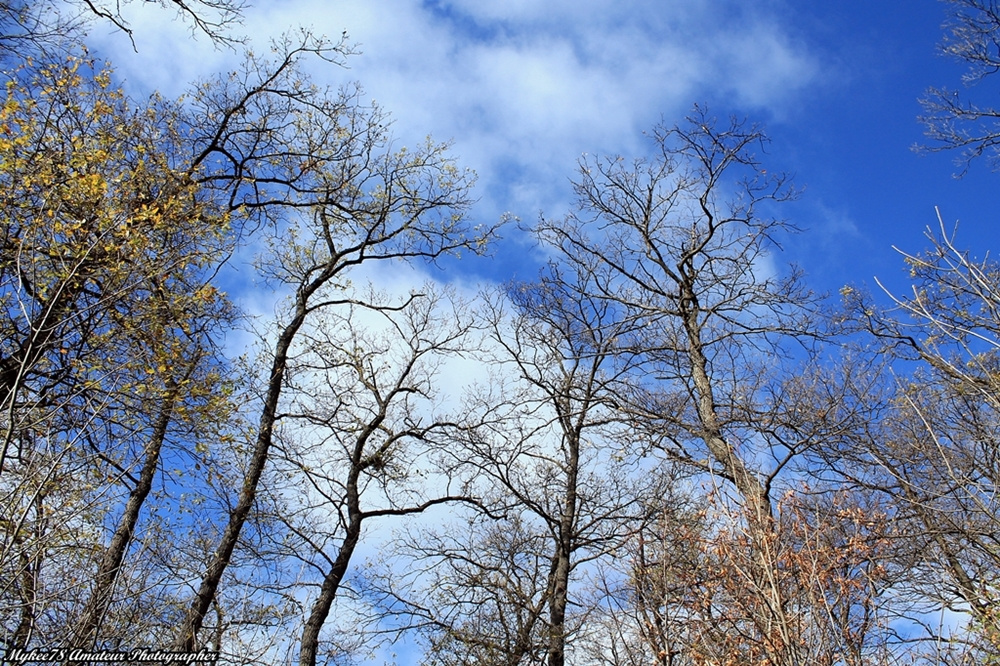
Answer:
xmin=90 ymin=0 xmax=820 ymax=222
xmin=306 ymin=0 xmax=819 ymax=223
xmin=82 ymin=0 xmax=826 ymax=299
xmin=710 ymin=21 xmax=818 ymax=113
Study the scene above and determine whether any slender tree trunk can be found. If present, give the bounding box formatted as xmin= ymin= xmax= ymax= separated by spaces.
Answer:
xmin=71 ymin=372 xmax=187 ymax=647
xmin=7 ymin=489 xmax=45 ymax=659
xmin=173 ymin=301 xmax=308 ymax=651
xmin=679 ymin=286 xmax=801 ymax=666
xmin=8 ymin=537 xmax=38 ymax=654
xmin=547 ymin=430 xmax=578 ymax=666
xmin=298 ymin=412 xmax=373 ymax=666
xmin=298 ymin=518 xmax=362 ymax=666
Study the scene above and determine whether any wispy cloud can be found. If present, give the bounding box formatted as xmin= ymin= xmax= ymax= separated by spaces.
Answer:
xmin=89 ymin=0 xmax=822 ymax=240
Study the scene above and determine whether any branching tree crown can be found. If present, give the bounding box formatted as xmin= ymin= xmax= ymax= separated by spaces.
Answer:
xmin=920 ymin=0 xmax=1000 ymax=172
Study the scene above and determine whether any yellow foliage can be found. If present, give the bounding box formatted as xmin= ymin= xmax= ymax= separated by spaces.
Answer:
xmin=1 ymin=56 xmax=237 ymax=447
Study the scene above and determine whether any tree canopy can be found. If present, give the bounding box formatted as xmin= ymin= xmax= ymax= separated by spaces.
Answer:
xmin=2 ymin=2 xmax=1000 ymax=665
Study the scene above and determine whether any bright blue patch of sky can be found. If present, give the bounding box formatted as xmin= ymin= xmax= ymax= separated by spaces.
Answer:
xmin=419 ymin=0 xmax=504 ymax=43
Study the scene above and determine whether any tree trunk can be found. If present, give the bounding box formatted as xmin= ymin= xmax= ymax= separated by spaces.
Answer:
xmin=72 ymin=373 xmax=186 ymax=647
xmin=547 ymin=425 xmax=579 ymax=666
xmin=679 ymin=288 xmax=801 ymax=666
xmin=298 ymin=519 xmax=362 ymax=666
xmin=173 ymin=304 xmax=307 ymax=651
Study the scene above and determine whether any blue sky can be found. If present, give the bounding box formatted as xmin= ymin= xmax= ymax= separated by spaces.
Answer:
xmin=84 ymin=0 xmax=1000 ymax=308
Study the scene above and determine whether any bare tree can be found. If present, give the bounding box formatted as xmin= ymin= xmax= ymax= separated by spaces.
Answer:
xmin=837 ymin=213 xmax=1000 ymax=661
xmin=169 ymin=45 xmax=497 ymax=648
xmin=260 ymin=285 xmax=491 ymax=666
xmin=0 ymin=0 xmax=245 ymax=53
xmin=522 ymin=108 xmax=905 ymax=665
xmin=919 ymin=0 xmax=1000 ymax=172
xmin=535 ymin=108 xmax=806 ymax=665
xmin=369 ymin=263 xmax=644 ymax=666
xmin=483 ymin=272 xmax=641 ymax=666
